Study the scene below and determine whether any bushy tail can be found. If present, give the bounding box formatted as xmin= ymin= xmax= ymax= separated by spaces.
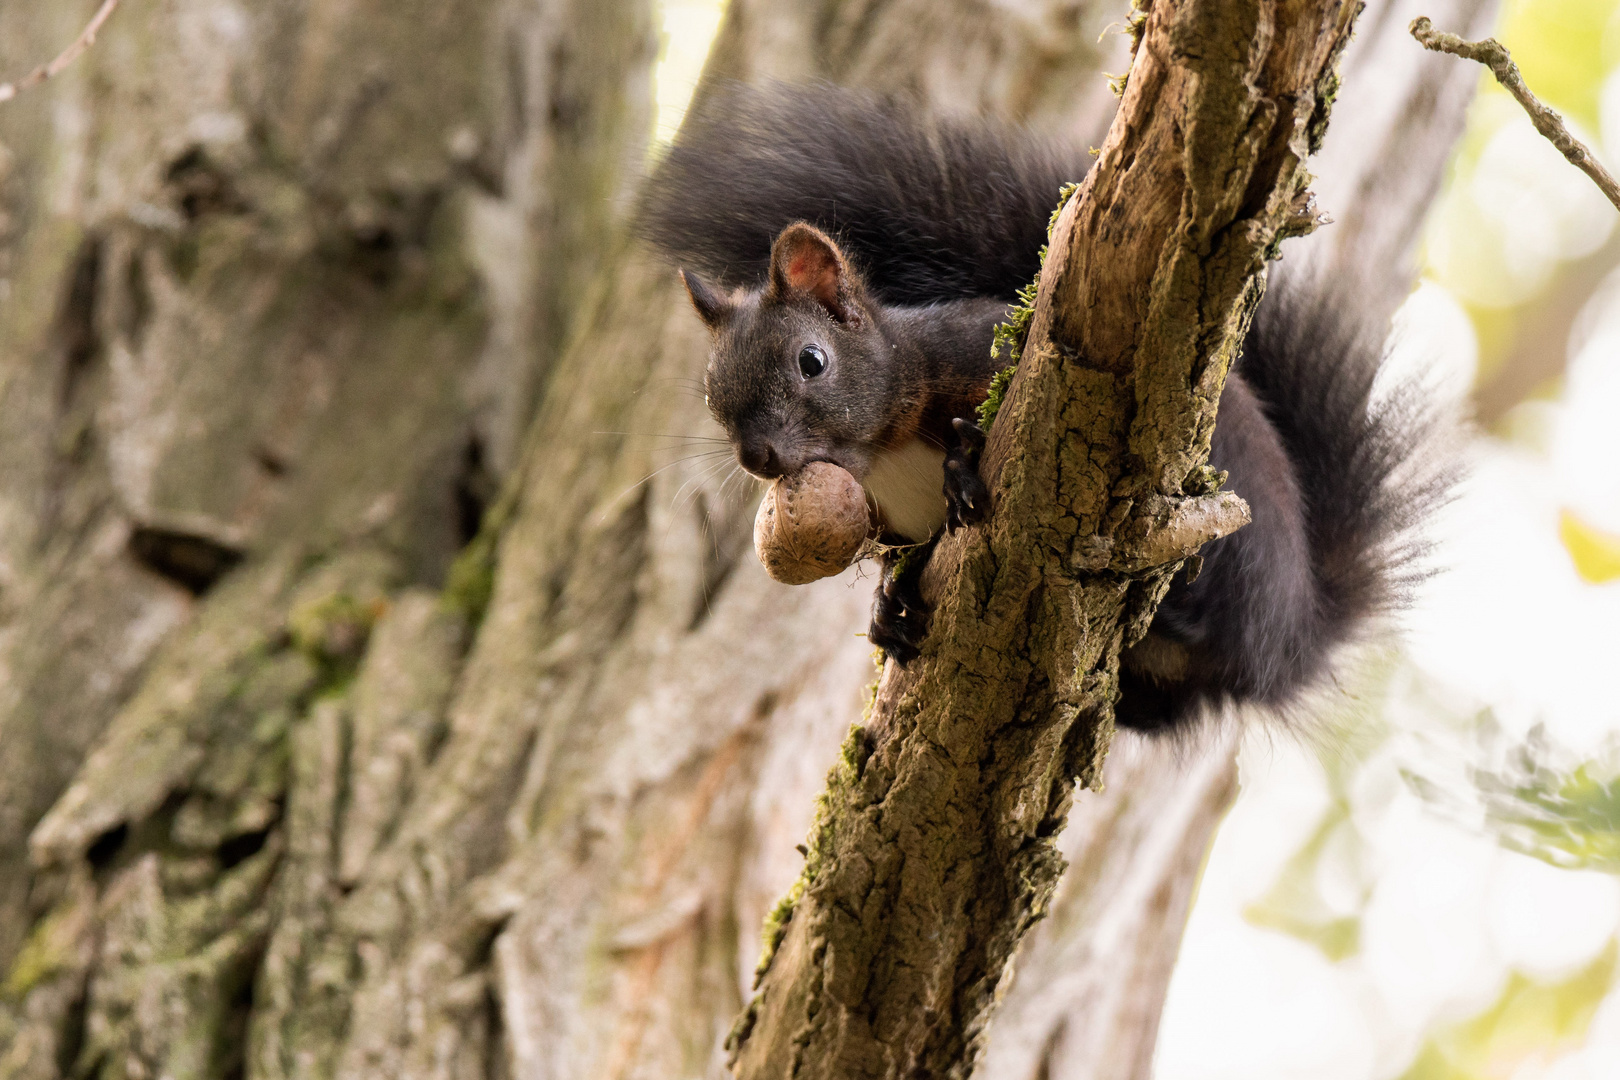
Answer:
xmin=1242 ymin=276 xmax=1455 ymax=652
xmin=642 ymin=80 xmax=1455 ymax=731
xmin=639 ymin=81 xmax=1086 ymax=305
xmin=1118 ymin=283 xmax=1456 ymax=734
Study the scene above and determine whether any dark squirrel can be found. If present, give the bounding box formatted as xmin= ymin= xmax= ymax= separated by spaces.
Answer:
xmin=640 ymin=82 xmax=1446 ymax=736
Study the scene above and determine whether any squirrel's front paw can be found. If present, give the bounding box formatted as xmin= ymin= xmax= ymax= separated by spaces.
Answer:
xmin=944 ymin=417 xmax=989 ymax=533
xmin=870 ymin=568 xmax=930 ymax=665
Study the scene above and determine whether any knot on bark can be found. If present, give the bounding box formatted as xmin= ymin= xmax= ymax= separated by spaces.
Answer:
xmin=1109 ymin=491 xmax=1251 ymax=573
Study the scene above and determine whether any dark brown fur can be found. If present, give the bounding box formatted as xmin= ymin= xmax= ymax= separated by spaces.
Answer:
xmin=640 ymin=82 xmax=1451 ymax=735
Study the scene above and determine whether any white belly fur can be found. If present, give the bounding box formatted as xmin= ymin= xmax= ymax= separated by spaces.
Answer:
xmin=863 ymin=440 xmax=948 ymax=542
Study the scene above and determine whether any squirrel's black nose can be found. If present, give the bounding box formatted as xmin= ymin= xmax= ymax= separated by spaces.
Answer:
xmin=739 ymin=437 xmax=784 ymax=477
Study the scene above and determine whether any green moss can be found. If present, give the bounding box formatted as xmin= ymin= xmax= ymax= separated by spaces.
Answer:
xmin=1109 ymin=0 xmax=1153 ymax=96
xmin=3 ymin=905 xmax=74 ymax=1000
xmin=1125 ymin=0 xmax=1150 ymax=53
xmin=840 ymin=723 xmax=870 ymax=774
xmin=1182 ymin=464 xmax=1228 ymax=496
xmin=1308 ymin=68 xmax=1342 ymax=155
xmin=992 ymin=182 xmax=1081 ymax=365
xmin=863 ymin=652 xmax=883 ymax=713
xmin=752 ymin=720 xmax=872 ymax=981
xmin=287 ymin=592 xmax=380 ymax=663
xmin=285 ymin=586 xmax=385 ymax=704
xmin=1047 ymin=180 xmax=1081 ymax=235
xmin=755 ymin=877 xmax=806 ymax=981
xmin=976 ymin=365 xmax=1019 ymax=432
xmin=991 ymin=274 xmax=1041 ymax=364
xmin=442 ymin=528 xmax=499 ymax=625
xmin=724 ymin=993 xmax=761 ymax=1059
xmin=888 ymin=544 xmax=924 ymax=581
xmin=442 ymin=483 xmax=520 ymax=627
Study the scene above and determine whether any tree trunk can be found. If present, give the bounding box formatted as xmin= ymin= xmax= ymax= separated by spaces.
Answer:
xmin=0 ymin=0 xmax=655 ymax=1076
xmin=0 ymin=1 xmax=1492 ymax=1079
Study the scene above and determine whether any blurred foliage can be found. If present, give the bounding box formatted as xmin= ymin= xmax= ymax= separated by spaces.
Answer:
xmin=1244 ymin=744 xmax=1375 ymax=962
xmin=1397 ymin=941 xmax=1616 ymax=1080
xmin=1423 ymin=0 xmax=1620 ymax=388
xmin=1242 ymin=804 xmax=1364 ymax=960
xmin=1474 ymin=728 xmax=1620 ymax=872
xmin=1401 ymin=723 xmax=1620 ymax=873
xmin=1559 ymin=510 xmax=1620 ymax=584
xmin=1498 ymin=0 xmax=1615 ymax=128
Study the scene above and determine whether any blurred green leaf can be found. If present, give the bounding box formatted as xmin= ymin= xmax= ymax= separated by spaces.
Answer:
xmin=1498 ymin=0 xmax=1617 ymax=129
xmin=1398 ymin=940 xmax=1616 ymax=1079
xmin=1476 ymin=730 xmax=1620 ymax=871
xmin=1243 ymin=738 xmax=1383 ymax=961
xmin=1560 ymin=508 xmax=1620 ymax=584
xmin=1241 ymin=806 xmax=1364 ymax=961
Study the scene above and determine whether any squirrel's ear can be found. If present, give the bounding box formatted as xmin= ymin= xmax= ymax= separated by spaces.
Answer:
xmin=768 ymin=223 xmax=861 ymax=324
xmin=680 ymin=269 xmax=735 ymax=331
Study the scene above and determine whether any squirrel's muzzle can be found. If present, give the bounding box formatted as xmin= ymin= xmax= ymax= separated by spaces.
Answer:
xmin=738 ymin=435 xmax=788 ymax=478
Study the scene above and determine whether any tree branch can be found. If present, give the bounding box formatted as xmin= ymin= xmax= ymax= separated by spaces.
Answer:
xmin=1410 ymin=15 xmax=1620 ymax=213
xmin=727 ymin=1 xmax=1359 ymax=1077
xmin=0 ymin=0 xmax=123 ymax=105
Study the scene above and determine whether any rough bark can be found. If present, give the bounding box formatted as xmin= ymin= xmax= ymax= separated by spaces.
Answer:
xmin=0 ymin=1 xmax=1493 ymax=1079
xmin=0 ymin=0 xmax=654 ymax=1076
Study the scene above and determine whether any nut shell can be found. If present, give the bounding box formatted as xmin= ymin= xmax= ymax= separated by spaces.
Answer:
xmin=754 ymin=462 xmax=871 ymax=584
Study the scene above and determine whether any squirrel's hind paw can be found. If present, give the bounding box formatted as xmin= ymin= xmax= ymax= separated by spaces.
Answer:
xmin=870 ymin=564 xmax=930 ymax=666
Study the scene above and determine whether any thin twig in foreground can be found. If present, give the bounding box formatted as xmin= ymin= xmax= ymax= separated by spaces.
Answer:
xmin=1411 ymin=15 xmax=1620 ymax=213
xmin=0 ymin=0 xmax=124 ymax=105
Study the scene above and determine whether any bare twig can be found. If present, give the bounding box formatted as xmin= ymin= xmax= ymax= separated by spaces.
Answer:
xmin=1411 ymin=15 xmax=1620 ymax=213
xmin=0 ymin=0 xmax=124 ymax=105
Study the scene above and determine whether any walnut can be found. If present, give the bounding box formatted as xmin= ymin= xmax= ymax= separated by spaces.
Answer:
xmin=753 ymin=461 xmax=872 ymax=584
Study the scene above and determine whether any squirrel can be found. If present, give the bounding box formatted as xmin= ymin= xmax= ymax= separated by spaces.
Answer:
xmin=640 ymin=82 xmax=1448 ymax=736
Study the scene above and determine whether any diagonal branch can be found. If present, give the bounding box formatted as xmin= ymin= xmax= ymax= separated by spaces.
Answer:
xmin=726 ymin=1 xmax=1359 ymax=1077
xmin=1410 ymin=15 xmax=1620 ymax=212
xmin=0 ymin=0 xmax=124 ymax=105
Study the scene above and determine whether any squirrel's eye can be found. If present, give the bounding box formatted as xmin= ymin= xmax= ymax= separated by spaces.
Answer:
xmin=798 ymin=344 xmax=827 ymax=379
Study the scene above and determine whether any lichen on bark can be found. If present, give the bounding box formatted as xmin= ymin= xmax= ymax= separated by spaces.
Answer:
xmin=0 ymin=1 xmax=657 ymax=1076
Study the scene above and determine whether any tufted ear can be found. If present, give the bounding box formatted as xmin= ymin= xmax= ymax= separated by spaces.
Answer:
xmin=766 ymin=222 xmax=862 ymax=324
xmin=681 ymin=269 xmax=735 ymax=331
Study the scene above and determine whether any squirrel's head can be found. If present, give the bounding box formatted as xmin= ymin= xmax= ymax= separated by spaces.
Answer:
xmin=683 ymin=223 xmax=899 ymax=481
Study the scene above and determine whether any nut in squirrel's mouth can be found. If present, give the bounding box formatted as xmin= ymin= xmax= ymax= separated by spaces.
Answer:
xmin=739 ymin=451 xmax=868 ymax=483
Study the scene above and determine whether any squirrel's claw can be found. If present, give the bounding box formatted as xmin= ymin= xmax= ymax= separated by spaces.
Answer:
xmin=870 ymin=548 xmax=932 ymax=665
xmin=943 ymin=418 xmax=990 ymax=533
xmin=951 ymin=417 xmax=987 ymax=448
xmin=943 ymin=458 xmax=988 ymax=533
